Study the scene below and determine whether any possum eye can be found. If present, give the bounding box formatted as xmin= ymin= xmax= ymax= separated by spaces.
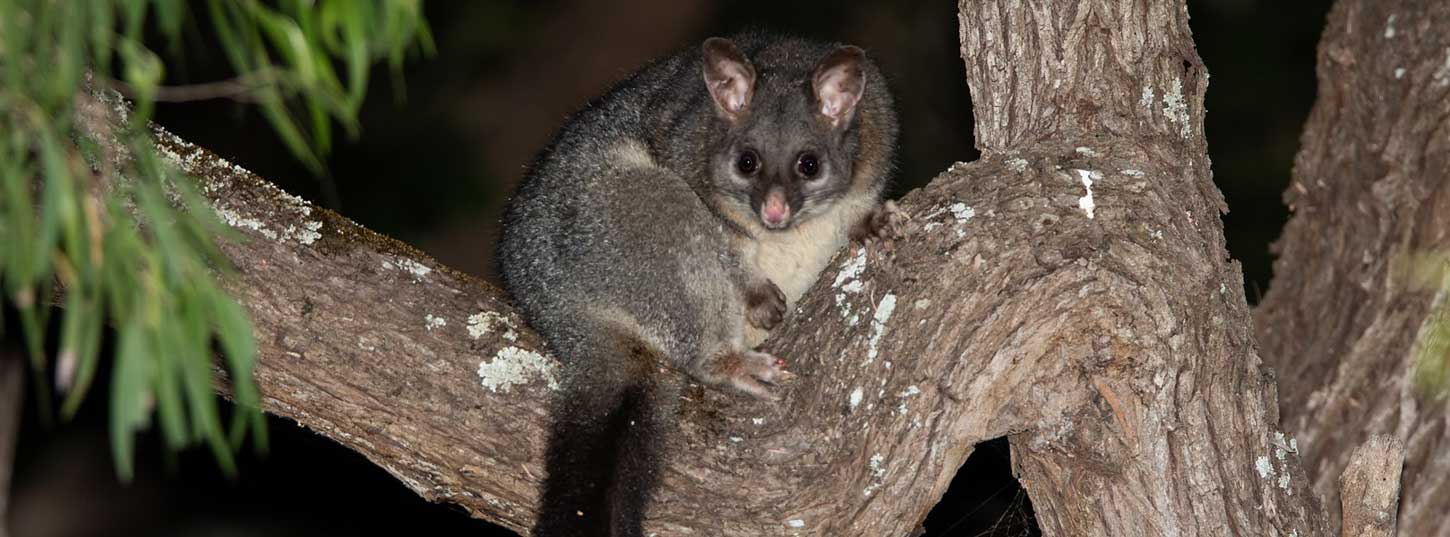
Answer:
xmin=736 ymin=149 xmax=761 ymax=175
xmin=796 ymin=153 xmax=820 ymax=179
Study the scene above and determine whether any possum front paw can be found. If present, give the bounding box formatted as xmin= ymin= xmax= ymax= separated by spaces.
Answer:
xmin=745 ymin=279 xmax=787 ymax=330
xmin=849 ymin=200 xmax=908 ymax=245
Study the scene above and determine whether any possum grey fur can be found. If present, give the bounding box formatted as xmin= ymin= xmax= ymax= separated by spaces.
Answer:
xmin=498 ymin=30 xmax=897 ymax=537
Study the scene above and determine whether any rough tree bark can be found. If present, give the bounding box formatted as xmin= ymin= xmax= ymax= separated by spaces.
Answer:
xmin=73 ymin=0 xmax=1408 ymax=535
xmin=1255 ymin=0 xmax=1450 ymax=535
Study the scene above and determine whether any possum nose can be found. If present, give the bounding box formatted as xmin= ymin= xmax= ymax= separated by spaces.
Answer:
xmin=761 ymin=189 xmax=791 ymax=227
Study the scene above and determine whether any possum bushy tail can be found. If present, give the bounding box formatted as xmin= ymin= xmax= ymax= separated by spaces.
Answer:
xmin=532 ymin=343 xmax=665 ymax=537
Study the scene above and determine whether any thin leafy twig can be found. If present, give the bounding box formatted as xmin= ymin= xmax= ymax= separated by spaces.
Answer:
xmin=104 ymin=73 xmax=272 ymax=103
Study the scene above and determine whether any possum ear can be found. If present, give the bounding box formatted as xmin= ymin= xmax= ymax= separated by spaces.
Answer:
xmin=812 ymin=45 xmax=866 ymax=129
xmin=702 ymin=37 xmax=756 ymax=122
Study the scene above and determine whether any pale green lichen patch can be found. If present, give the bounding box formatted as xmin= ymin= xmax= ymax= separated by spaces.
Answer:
xmin=865 ymin=293 xmax=898 ymax=364
xmin=467 ymin=311 xmax=519 ymax=342
xmin=151 ymin=125 xmax=325 ymax=246
xmin=1255 ymin=455 xmax=1274 ymax=478
xmin=832 ymin=247 xmax=868 ymax=288
xmin=949 ymin=202 xmax=974 ymax=222
xmin=1258 ymin=431 xmax=1298 ymax=494
xmin=896 ymin=385 xmax=919 ymax=415
xmin=1272 ymin=432 xmax=1299 ymax=459
xmin=949 ymin=203 xmax=975 ymax=237
xmin=383 ymin=258 xmax=432 ymax=283
xmin=424 ymin=314 xmax=446 ymax=331
xmin=863 ymin=453 xmax=887 ymax=496
xmin=1161 ymin=78 xmax=1190 ymax=139
xmin=214 ymin=207 xmax=271 ymax=237
xmin=477 ymin=346 xmax=559 ymax=393
xmin=1075 ymin=169 xmax=1099 ymax=219
xmin=833 ymin=248 xmax=869 ymax=325
xmin=922 ymin=202 xmax=974 ymax=238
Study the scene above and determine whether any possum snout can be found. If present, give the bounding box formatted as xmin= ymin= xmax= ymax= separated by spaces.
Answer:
xmin=760 ymin=188 xmax=791 ymax=228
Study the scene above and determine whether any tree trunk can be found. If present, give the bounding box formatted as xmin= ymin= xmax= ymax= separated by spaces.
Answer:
xmin=951 ymin=0 xmax=1325 ymax=534
xmin=1254 ymin=0 xmax=1450 ymax=535
xmin=73 ymin=0 xmax=1412 ymax=535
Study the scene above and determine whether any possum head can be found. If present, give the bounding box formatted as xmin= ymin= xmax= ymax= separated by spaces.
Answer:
xmin=702 ymin=37 xmax=867 ymax=231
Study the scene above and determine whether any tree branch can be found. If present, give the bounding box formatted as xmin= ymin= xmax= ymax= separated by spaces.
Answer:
xmin=1338 ymin=435 xmax=1405 ymax=537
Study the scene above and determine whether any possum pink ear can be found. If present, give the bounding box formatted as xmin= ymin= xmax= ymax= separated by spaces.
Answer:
xmin=812 ymin=46 xmax=866 ymax=129
xmin=702 ymin=37 xmax=756 ymax=122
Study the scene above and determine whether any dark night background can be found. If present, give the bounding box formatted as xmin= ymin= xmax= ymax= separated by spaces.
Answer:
xmin=8 ymin=1 xmax=1333 ymax=535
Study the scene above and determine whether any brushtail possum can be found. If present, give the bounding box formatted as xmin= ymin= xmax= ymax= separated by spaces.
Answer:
xmin=498 ymin=30 xmax=898 ymax=537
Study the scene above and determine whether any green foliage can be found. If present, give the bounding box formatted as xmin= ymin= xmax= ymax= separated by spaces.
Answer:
xmin=1405 ymin=252 xmax=1450 ymax=398
xmin=0 ymin=0 xmax=430 ymax=479
xmin=206 ymin=0 xmax=434 ymax=171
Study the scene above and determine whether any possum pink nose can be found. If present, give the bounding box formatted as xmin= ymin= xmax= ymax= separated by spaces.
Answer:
xmin=762 ymin=193 xmax=790 ymax=226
